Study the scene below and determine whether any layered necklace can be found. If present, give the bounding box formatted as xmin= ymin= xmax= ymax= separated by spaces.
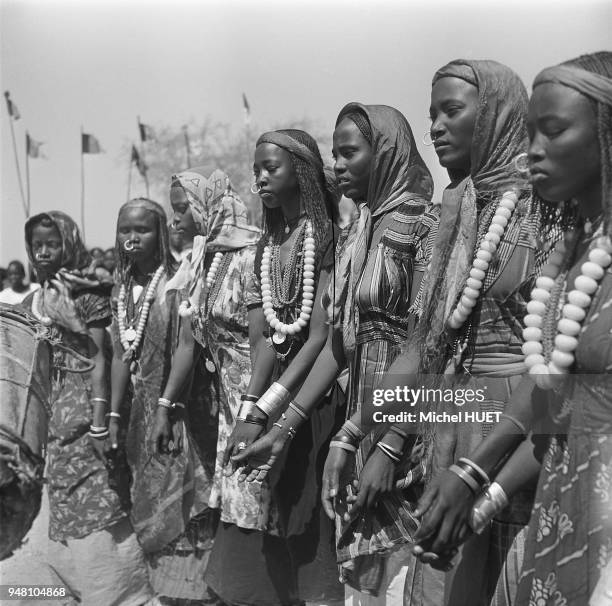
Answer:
xmin=118 ymin=265 xmax=164 ymax=361
xmin=447 ymin=190 xmax=518 ymax=330
xmin=261 ymin=219 xmax=315 ymax=354
xmin=522 ymin=225 xmax=612 ymax=389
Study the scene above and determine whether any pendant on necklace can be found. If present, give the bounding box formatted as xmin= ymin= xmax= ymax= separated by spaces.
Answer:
xmin=272 ymin=332 xmax=286 ymax=344
xmin=284 ymin=224 xmax=290 ymax=235
xmin=205 ymin=358 xmax=216 ymax=373
xmin=125 ymin=327 xmax=137 ymax=343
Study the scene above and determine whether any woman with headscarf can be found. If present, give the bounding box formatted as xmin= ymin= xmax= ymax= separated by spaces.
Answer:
xmin=107 ymin=198 xmax=212 ymax=603
xmin=335 ymin=61 xmax=575 ymax=605
xmin=219 ymin=129 xmax=340 ymax=606
xmin=154 ymin=167 xmax=270 ymax=602
xmin=235 ymin=104 xmax=438 ymax=604
xmin=22 ymin=211 xmax=154 ymax=606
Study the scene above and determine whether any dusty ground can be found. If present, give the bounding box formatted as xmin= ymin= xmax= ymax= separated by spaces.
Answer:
xmin=0 ymin=489 xmax=66 ymax=606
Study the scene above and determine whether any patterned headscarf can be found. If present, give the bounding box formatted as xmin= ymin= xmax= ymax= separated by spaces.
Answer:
xmin=164 ymin=169 xmax=260 ymax=301
xmin=25 ymin=211 xmax=94 ymax=333
xmin=327 ymin=103 xmax=433 ymax=358
xmin=415 ymin=59 xmax=530 ymax=374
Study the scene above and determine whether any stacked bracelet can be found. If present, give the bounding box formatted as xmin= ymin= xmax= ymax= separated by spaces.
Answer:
xmin=331 ymin=432 xmax=359 ymax=450
xmin=469 ymin=482 xmax=509 ymax=534
xmin=376 ymin=440 xmax=403 ymax=463
xmin=449 ymin=464 xmax=481 ymax=494
xmin=91 ymin=397 xmax=108 ymax=404
xmin=388 ymin=425 xmax=408 ymax=440
xmin=106 ymin=412 xmax=121 ymax=419
xmin=89 ymin=424 xmax=109 ymax=440
xmin=158 ymin=397 xmax=173 ymax=409
xmin=255 ymin=382 xmax=290 ymax=417
xmin=342 ymin=420 xmax=365 ymax=441
xmin=330 ymin=440 xmax=357 ymax=453
xmin=458 ymin=457 xmax=490 ymax=488
xmin=237 ymin=400 xmax=257 ymax=420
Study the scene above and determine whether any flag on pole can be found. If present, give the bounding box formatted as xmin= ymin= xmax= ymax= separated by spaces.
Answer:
xmin=242 ymin=93 xmax=250 ymax=126
xmin=131 ymin=145 xmax=147 ymax=177
xmin=4 ymin=91 xmax=20 ymax=120
xmin=82 ymin=133 xmax=102 ymax=154
xmin=26 ymin=133 xmax=45 ymax=158
xmin=138 ymin=119 xmax=156 ymax=142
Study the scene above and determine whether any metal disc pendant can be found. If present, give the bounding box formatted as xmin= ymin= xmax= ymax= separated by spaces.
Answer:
xmin=284 ymin=224 xmax=290 ymax=234
xmin=124 ymin=327 xmax=137 ymax=343
xmin=272 ymin=331 xmax=286 ymax=344
xmin=205 ymin=358 xmax=216 ymax=373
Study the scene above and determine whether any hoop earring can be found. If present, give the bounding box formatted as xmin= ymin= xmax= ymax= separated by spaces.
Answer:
xmin=250 ymin=183 xmax=261 ymax=195
xmin=123 ymin=240 xmax=135 ymax=252
xmin=423 ymin=131 xmax=435 ymax=146
xmin=513 ymin=152 xmax=530 ymax=176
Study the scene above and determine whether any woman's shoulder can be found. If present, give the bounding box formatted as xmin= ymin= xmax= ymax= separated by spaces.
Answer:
xmin=383 ymin=199 xmax=440 ymax=247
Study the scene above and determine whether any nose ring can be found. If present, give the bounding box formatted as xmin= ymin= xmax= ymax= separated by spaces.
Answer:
xmin=124 ymin=240 xmax=135 ymax=251
xmin=250 ymin=183 xmax=261 ymax=195
xmin=423 ymin=131 xmax=435 ymax=146
xmin=35 ymin=253 xmax=48 ymax=261
xmin=513 ymin=153 xmax=530 ymax=176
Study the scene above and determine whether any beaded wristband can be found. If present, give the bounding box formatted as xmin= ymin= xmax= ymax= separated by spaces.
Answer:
xmin=500 ymin=413 xmax=527 ymax=436
xmin=376 ymin=442 xmax=401 ymax=463
xmin=469 ymin=482 xmax=509 ymax=534
xmin=330 ymin=440 xmax=357 ymax=453
xmin=449 ymin=464 xmax=481 ymax=495
xmin=458 ymin=457 xmax=490 ymax=487
xmin=158 ymin=397 xmax=173 ymax=409
xmin=255 ymin=382 xmax=290 ymax=418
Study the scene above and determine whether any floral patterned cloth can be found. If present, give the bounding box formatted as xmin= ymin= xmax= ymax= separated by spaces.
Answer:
xmin=23 ymin=290 xmax=130 ymax=542
xmin=516 ymin=249 xmax=612 ymax=605
xmin=192 ymin=246 xmax=275 ymax=531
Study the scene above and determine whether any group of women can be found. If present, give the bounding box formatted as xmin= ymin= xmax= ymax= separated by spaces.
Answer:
xmin=18 ymin=50 xmax=611 ymax=606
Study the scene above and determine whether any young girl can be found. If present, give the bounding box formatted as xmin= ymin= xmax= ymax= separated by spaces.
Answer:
xmin=23 ymin=211 xmax=153 ymax=606
xmin=108 ymin=198 xmax=210 ymax=603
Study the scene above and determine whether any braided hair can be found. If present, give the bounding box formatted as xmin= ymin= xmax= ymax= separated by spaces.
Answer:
xmin=115 ymin=198 xmax=175 ymax=283
xmin=258 ymin=129 xmax=332 ymax=256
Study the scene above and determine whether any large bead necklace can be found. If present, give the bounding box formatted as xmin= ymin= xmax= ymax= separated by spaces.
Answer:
xmin=261 ymin=219 xmax=315 ymax=345
xmin=118 ymin=265 xmax=164 ymax=360
xmin=178 ymin=251 xmax=224 ymax=318
xmin=448 ymin=190 xmax=518 ymax=330
xmin=522 ymin=232 xmax=612 ymax=389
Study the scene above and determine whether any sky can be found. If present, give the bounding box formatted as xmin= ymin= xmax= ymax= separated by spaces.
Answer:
xmin=1 ymin=0 xmax=611 ymax=265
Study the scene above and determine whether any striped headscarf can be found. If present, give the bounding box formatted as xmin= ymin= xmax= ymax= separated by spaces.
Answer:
xmin=326 ymin=103 xmax=433 ymax=358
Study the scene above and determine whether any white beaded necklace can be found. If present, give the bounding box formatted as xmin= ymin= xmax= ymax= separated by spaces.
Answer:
xmin=448 ymin=190 xmax=518 ymax=330
xmin=118 ymin=265 xmax=164 ymax=359
xmin=522 ymin=232 xmax=612 ymax=389
xmin=178 ymin=251 xmax=224 ymax=318
xmin=261 ymin=219 xmax=315 ymax=344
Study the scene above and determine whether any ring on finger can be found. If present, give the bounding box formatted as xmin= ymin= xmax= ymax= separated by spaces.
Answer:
xmin=237 ymin=441 xmax=247 ymax=451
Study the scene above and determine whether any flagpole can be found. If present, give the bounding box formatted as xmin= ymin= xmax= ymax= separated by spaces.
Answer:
xmin=137 ymin=116 xmax=150 ymax=197
xmin=8 ymin=114 xmax=28 ymax=217
xmin=127 ymin=152 xmax=133 ymax=201
xmin=183 ymin=125 xmax=191 ymax=169
xmin=25 ymin=132 xmax=31 ymax=217
xmin=80 ymin=126 xmax=86 ymax=240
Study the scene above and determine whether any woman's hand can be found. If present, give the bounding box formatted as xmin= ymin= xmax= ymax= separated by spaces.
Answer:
xmin=412 ymin=468 xmax=475 ymax=558
xmin=222 ymin=421 xmax=265 ymax=475
xmin=230 ymin=428 xmax=290 ymax=483
xmin=88 ymin=433 xmax=108 ymax=460
xmin=346 ymin=447 xmax=396 ymax=521
xmin=321 ymin=447 xmax=356 ymax=520
xmin=151 ymin=407 xmax=172 ymax=454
